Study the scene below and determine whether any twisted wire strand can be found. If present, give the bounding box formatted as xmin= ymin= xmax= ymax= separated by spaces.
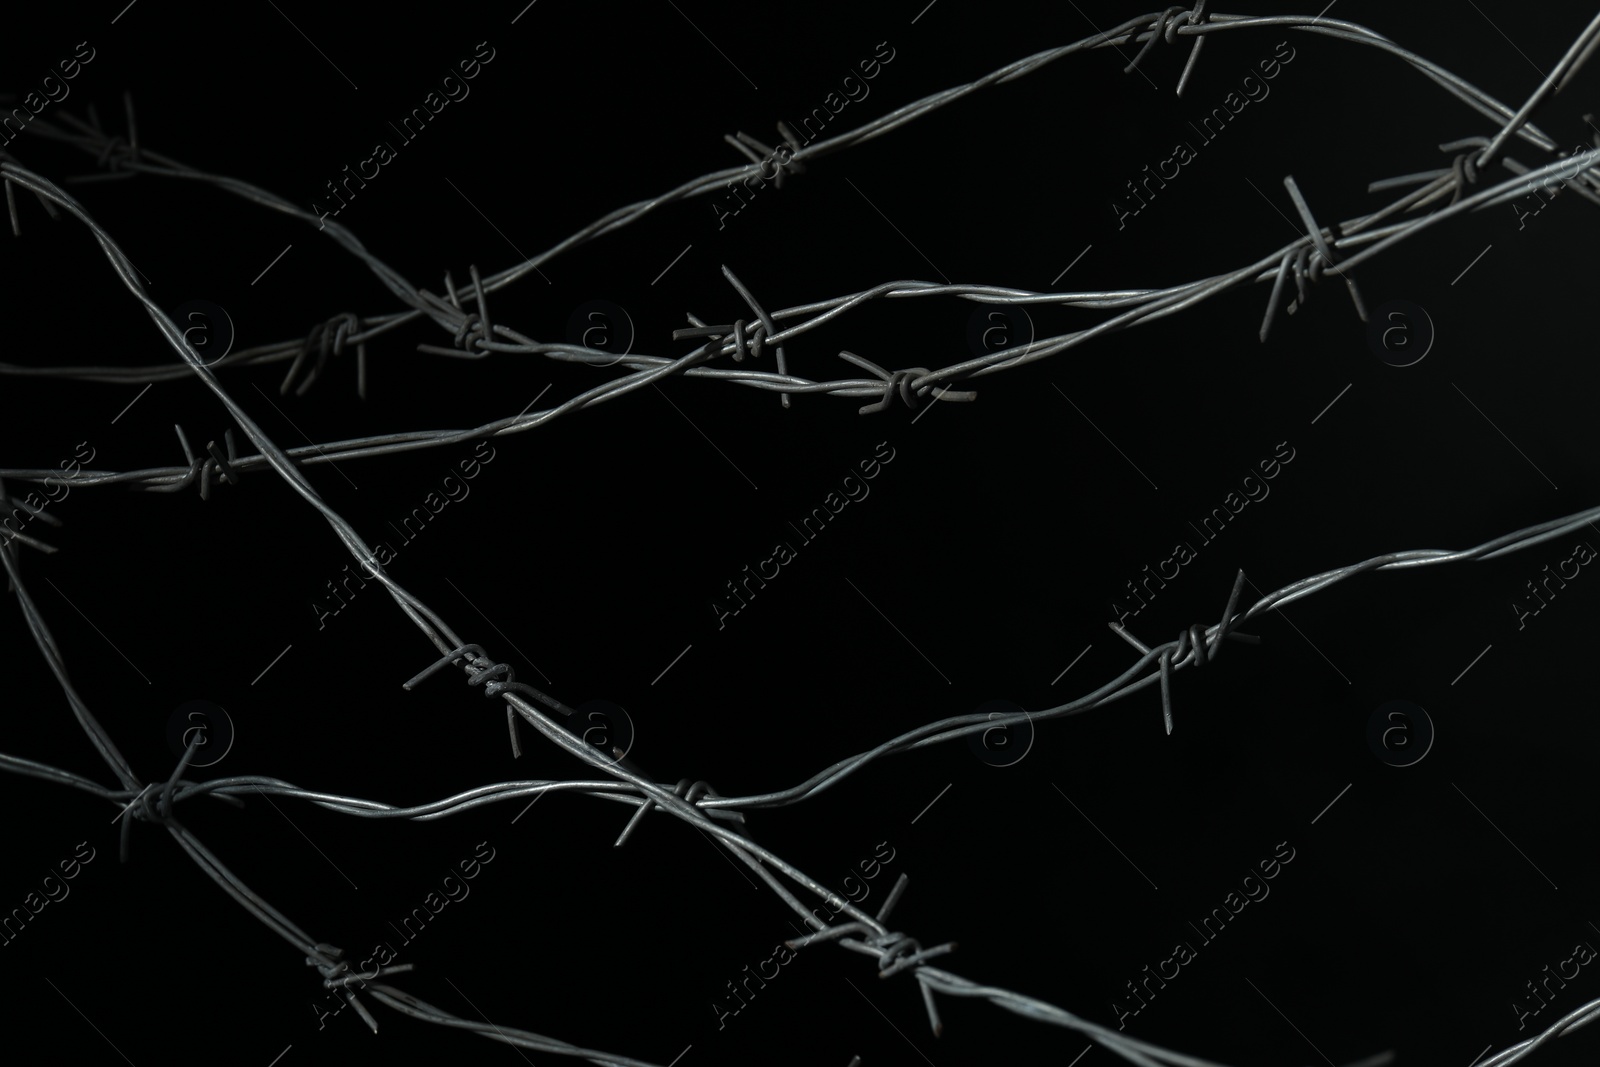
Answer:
xmin=15 ymin=485 xmax=1600 ymax=831
xmin=2 ymin=142 xmax=1596 ymax=502
xmin=0 ymin=168 xmax=1587 ymax=1067
xmin=1480 ymin=997 xmax=1600 ymax=1067
xmin=7 ymin=487 xmax=1600 ymax=1065
xmin=4 ymin=9 xmax=1600 ymax=1067
xmin=2 ymin=10 xmax=1594 ymax=399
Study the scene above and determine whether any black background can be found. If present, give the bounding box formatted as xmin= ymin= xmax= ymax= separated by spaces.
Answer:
xmin=1 ymin=1 xmax=1598 ymax=1065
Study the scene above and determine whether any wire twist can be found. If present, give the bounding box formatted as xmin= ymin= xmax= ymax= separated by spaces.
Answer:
xmin=404 ymin=642 xmax=552 ymax=759
xmin=118 ymin=730 xmax=208 ymax=863
xmin=65 ymin=93 xmax=141 ymax=185
xmin=150 ymin=425 xmax=242 ymax=500
xmin=723 ymin=127 xmax=808 ymax=190
xmin=614 ymin=776 xmax=744 ymax=848
xmin=788 ymin=874 xmax=957 ymax=1036
xmin=303 ymin=942 xmax=416 ymax=1033
xmin=7 ymin=11 xmax=1600 ymax=1066
xmin=1108 ymin=569 xmax=1259 ymax=735
xmin=1448 ymin=148 xmax=1483 ymax=204
xmin=675 ymin=266 xmax=794 ymax=410
xmin=673 ymin=315 xmax=768 ymax=363
xmin=281 ymin=311 xmax=367 ymax=399
xmin=416 ymin=265 xmax=496 ymax=359
xmin=1259 ymin=175 xmax=1370 ymax=342
xmin=1124 ymin=1 xmax=1210 ymax=96
xmin=837 ymin=351 xmax=979 ymax=415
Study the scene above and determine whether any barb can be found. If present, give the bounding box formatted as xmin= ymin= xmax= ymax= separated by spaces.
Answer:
xmin=837 ymin=350 xmax=979 ymax=415
xmin=4 ymin=9 xmax=1600 ymax=1067
xmin=1108 ymin=570 xmax=1258 ymax=734
xmin=723 ymin=126 xmax=808 ymax=192
xmin=150 ymin=424 xmax=244 ymax=500
xmin=4 ymin=5 xmax=1592 ymax=408
xmin=404 ymin=642 xmax=566 ymax=760
xmin=1123 ymin=2 xmax=1211 ymax=97
xmin=282 ymin=311 xmax=368 ymax=398
xmin=3 ymin=135 xmax=1596 ymax=501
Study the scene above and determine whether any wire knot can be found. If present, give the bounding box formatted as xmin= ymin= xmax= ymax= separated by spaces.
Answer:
xmin=96 ymin=135 xmax=137 ymax=174
xmin=104 ymin=94 xmax=141 ymax=171
xmin=450 ymin=267 xmax=494 ymax=354
xmin=116 ymin=786 xmax=172 ymax=865
xmin=306 ymin=944 xmax=354 ymax=986
xmin=117 ymin=723 xmax=211 ymax=863
xmin=1433 ymin=137 xmax=1498 ymax=208
xmin=282 ymin=312 xmax=367 ymax=399
xmin=1260 ymin=175 xmax=1368 ymax=342
xmin=155 ymin=425 xmax=241 ymax=501
xmin=404 ymin=642 xmax=568 ymax=760
xmin=125 ymin=787 xmax=173 ymax=827
xmin=461 ymin=648 xmax=524 ymax=759
xmin=304 ymin=944 xmax=415 ymax=1033
xmin=886 ymin=368 xmax=929 ymax=411
xmin=724 ymin=127 xmax=808 ymax=189
xmin=1449 ymin=149 xmax=1482 ymax=200
xmin=670 ymin=315 xmax=769 ymax=363
xmin=838 ymin=352 xmax=978 ymax=415
xmin=1108 ymin=570 xmax=1260 ymax=734
xmin=463 ymin=651 xmax=517 ymax=699
xmin=861 ymin=928 xmax=958 ymax=979
xmin=677 ymin=778 xmax=747 ymax=829
xmin=726 ymin=317 xmax=768 ymax=363
xmin=613 ymin=776 xmax=745 ymax=848
xmin=788 ymin=874 xmax=955 ymax=1037
xmin=58 ymin=94 xmax=142 ymax=186
xmin=416 ymin=265 xmax=495 ymax=360
xmin=308 ymin=947 xmax=414 ymax=994
xmin=675 ymin=266 xmax=799 ymax=406
xmin=679 ymin=778 xmax=715 ymax=806
xmin=718 ymin=265 xmax=793 ymax=407
xmin=1124 ymin=2 xmax=1209 ymax=95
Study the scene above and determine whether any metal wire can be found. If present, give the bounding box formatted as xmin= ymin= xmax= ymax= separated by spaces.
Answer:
xmin=4 ymin=6 xmax=1600 ymax=1066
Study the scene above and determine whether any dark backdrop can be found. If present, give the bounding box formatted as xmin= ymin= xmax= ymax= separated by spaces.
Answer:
xmin=1 ymin=2 xmax=1597 ymax=1066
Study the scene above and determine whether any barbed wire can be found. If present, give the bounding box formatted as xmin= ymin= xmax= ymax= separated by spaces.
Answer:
xmin=0 ymin=9 xmax=1595 ymax=415
xmin=4 ymin=5 xmax=1599 ymax=1066
xmin=2 ymin=127 xmax=1595 ymax=499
